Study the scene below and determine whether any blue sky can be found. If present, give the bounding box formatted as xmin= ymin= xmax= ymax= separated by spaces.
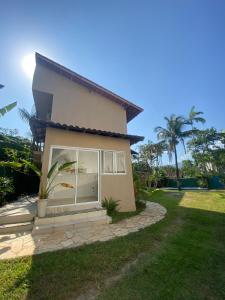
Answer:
xmin=1 ymin=0 xmax=225 ymax=163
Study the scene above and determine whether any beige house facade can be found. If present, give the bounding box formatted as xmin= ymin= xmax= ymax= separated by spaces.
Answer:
xmin=32 ymin=53 xmax=144 ymax=212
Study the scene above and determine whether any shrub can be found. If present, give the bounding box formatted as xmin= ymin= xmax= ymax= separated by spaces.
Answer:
xmin=135 ymin=199 xmax=146 ymax=210
xmin=0 ymin=176 xmax=14 ymax=206
xmin=197 ymin=175 xmax=209 ymax=188
xmin=102 ymin=197 xmax=119 ymax=215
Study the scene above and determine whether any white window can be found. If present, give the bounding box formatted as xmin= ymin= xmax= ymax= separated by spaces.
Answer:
xmin=102 ymin=151 xmax=126 ymax=175
xmin=103 ymin=151 xmax=114 ymax=173
xmin=115 ymin=151 xmax=126 ymax=174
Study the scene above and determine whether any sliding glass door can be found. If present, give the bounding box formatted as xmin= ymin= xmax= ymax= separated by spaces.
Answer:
xmin=48 ymin=148 xmax=76 ymax=206
xmin=76 ymin=150 xmax=99 ymax=204
xmin=48 ymin=147 xmax=99 ymax=206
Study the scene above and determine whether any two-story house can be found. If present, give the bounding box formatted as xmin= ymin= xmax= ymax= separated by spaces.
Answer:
xmin=31 ymin=53 xmax=144 ymax=217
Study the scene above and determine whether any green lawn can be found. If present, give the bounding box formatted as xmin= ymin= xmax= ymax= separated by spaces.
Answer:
xmin=111 ymin=200 xmax=146 ymax=223
xmin=0 ymin=190 xmax=225 ymax=300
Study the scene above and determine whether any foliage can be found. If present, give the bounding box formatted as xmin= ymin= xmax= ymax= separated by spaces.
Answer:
xmin=18 ymin=107 xmax=42 ymax=151
xmin=188 ymin=128 xmax=225 ymax=178
xmin=111 ymin=200 xmax=146 ymax=223
xmin=26 ymin=160 xmax=75 ymax=199
xmin=0 ymin=176 xmax=14 ymax=205
xmin=181 ymin=160 xmax=198 ymax=177
xmin=0 ymin=84 xmax=17 ymax=117
xmin=102 ymin=197 xmax=119 ymax=215
xmin=155 ymin=114 xmax=195 ymax=189
xmin=0 ymin=128 xmax=40 ymax=205
xmin=133 ymin=168 xmax=149 ymax=198
xmin=0 ymin=102 xmax=17 ymax=117
xmin=187 ymin=105 xmax=206 ymax=129
xmin=159 ymin=165 xmax=177 ymax=178
xmin=138 ymin=140 xmax=166 ymax=169
xmin=148 ymin=168 xmax=165 ymax=188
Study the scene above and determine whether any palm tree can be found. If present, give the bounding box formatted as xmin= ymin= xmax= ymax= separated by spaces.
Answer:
xmin=188 ymin=106 xmax=206 ymax=130
xmin=0 ymin=84 xmax=17 ymax=117
xmin=18 ymin=107 xmax=38 ymax=149
xmin=155 ymin=114 xmax=193 ymax=190
xmin=18 ymin=107 xmax=36 ymax=124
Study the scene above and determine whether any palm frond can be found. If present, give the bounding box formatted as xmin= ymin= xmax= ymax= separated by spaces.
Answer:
xmin=0 ymin=161 xmax=22 ymax=169
xmin=193 ymin=117 xmax=205 ymax=124
xmin=58 ymin=161 xmax=76 ymax=172
xmin=0 ymin=102 xmax=17 ymax=117
xmin=47 ymin=161 xmax=58 ymax=179
xmin=21 ymin=159 xmax=42 ymax=176
xmin=18 ymin=108 xmax=33 ymax=123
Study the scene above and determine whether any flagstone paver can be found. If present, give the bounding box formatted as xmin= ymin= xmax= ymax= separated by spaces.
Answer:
xmin=0 ymin=202 xmax=166 ymax=260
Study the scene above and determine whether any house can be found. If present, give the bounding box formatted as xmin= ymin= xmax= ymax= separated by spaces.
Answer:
xmin=31 ymin=53 xmax=144 ymax=218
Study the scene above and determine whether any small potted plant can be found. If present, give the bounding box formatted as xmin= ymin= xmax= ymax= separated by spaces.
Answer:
xmin=26 ymin=160 xmax=75 ymax=218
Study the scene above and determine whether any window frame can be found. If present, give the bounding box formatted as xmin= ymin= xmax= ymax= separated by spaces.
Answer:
xmin=115 ymin=151 xmax=126 ymax=174
xmin=103 ymin=150 xmax=114 ymax=174
xmin=102 ymin=150 xmax=126 ymax=175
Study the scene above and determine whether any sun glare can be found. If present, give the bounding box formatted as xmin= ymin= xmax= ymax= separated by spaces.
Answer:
xmin=21 ymin=53 xmax=36 ymax=78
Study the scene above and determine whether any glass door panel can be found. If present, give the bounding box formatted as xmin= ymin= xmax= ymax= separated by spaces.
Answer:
xmin=76 ymin=150 xmax=99 ymax=204
xmin=48 ymin=148 xmax=76 ymax=206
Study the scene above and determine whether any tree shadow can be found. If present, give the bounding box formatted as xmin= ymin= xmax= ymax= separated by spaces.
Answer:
xmin=1 ymin=190 xmax=225 ymax=299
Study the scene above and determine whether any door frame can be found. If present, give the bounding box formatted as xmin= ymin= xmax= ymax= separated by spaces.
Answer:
xmin=48 ymin=145 xmax=100 ymax=207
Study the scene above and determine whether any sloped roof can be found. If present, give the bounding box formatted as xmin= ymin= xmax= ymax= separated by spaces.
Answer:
xmin=30 ymin=118 xmax=144 ymax=145
xmin=35 ymin=53 xmax=143 ymax=122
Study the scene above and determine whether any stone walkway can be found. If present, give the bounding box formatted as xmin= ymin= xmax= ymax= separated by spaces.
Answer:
xmin=0 ymin=202 xmax=166 ymax=260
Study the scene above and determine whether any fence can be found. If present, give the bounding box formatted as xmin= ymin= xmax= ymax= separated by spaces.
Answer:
xmin=165 ymin=176 xmax=224 ymax=189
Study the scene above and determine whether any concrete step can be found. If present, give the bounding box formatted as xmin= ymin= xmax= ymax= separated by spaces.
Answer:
xmin=33 ymin=212 xmax=111 ymax=235
xmin=0 ymin=199 xmax=36 ymax=225
xmin=46 ymin=203 xmax=102 ymax=215
xmin=35 ymin=208 xmax=107 ymax=226
xmin=0 ymin=221 xmax=34 ymax=235
xmin=0 ymin=213 xmax=34 ymax=225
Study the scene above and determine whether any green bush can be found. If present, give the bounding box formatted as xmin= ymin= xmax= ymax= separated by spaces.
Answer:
xmin=197 ymin=176 xmax=209 ymax=188
xmin=0 ymin=176 xmax=14 ymax=206
xmin=102 ymin=197 xmax=119 ymax=216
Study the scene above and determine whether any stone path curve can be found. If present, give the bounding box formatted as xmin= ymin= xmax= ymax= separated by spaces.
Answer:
xmin=0 ymin=202 xmax=166 ymax=260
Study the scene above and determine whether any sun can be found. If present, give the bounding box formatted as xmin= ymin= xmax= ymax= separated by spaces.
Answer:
xmin=21 ymin=53 xmax=36 ymax=79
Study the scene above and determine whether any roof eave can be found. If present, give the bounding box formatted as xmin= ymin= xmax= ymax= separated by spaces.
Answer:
xmin=30 ymin=118 xmax=144 ymax=146
xmin=35 ymin=53 xmax=143 ymax=122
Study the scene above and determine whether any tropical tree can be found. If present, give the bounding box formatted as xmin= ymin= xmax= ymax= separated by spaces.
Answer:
xmin=138 ymin=140 xmax=166 ymax=170
xmin=0 ymin=84 xmax=17 ymax=118
xmin=18 ymin=107 xmax=40 ymax=150
xmin=181 ymin=159 xmax=198 ymax=177
xmin=188 ymin=128 xmax=225 ymax=176
xmin=188 ymin=106 xmax=206 ymax=130
xmin=155 ymin=114 xmax=193 ymax=189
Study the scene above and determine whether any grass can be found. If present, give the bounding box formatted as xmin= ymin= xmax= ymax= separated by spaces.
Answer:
xmin=111 ymin=200 xmax=146 ymax=223
xmin=0 ymin=190 xmax=225 ymax=300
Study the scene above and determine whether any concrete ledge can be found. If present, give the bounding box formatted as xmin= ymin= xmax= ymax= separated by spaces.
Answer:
xmin=33 ymin=215 xmax=111 ymax=235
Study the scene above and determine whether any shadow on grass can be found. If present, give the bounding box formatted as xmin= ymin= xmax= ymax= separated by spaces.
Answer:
xmin=0 ymin=190 xmax=224 ymax=300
